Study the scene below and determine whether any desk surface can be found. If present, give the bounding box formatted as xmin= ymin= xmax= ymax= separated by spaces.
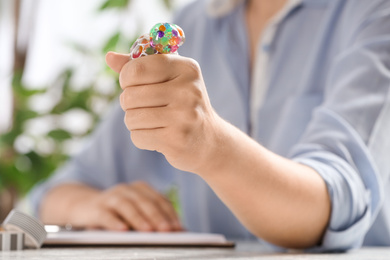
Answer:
xmin=1 ymin=242 xmax=390 ymax=259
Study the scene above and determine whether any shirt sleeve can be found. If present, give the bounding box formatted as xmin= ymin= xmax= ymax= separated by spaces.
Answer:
xmin=288 ymin=3 xmax=390 ymax=252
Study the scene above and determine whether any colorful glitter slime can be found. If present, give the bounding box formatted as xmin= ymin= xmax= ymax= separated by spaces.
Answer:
xmin=130 ymin=23 xmax=185 ymax=60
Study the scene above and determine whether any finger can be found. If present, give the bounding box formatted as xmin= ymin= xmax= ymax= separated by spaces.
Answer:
xmin=130 ymin=128 xmax=166 ymax=152
xmin=119 ymin=83 xmax=172 ymax=110
xmin=133 ymin=183 xmax=182 ymax=231
xmin=90 ymin=210 xmax=128 ymax=231
xmin=125 ymin=184 xmax=173 ymax=232
xmin=134 ymin=183 xmax=181 ymax=229
xmin=152 ymin=195 xmax=182 ymax=231
xmin=124 ymin=106 xmax=174 ymax=131
xmin=105 ymin=195 xmax=153 ymax=231
xmin=119 ymin=54 xmax=182 ymax=89
xmin=106 ymin=51 xmax=130 ymax=73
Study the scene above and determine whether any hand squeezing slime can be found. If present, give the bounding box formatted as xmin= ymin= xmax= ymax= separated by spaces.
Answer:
xmin=130 ymin=23 xmax=185 ymax=60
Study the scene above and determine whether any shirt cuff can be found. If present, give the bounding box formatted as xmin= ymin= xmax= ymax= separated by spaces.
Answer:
xmin=294 ymin=156 xmax=372 ymax=252
xmin=310 ymin=205 xmax=371 ymax=252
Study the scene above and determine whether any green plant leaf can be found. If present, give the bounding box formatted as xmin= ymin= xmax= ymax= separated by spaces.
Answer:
xmin=103 ymin=32 xmax=121 ymax=53
xmin=165 ymin=186 xmax=181 ymax=217
xmin=15 ymin=110 xmax=39 ymax=122
xmin=1 ymin=131 xmax=20 ymax=146
xmin=48 ymin=129 xmax=72 ymax=141
xmin=162 ymin=0 xmax=173 ymax=10
xmin=99 ymin=0 xmax=130 ymax=11
xmin=12 ymin=70 xmax=45 ymax=98
xmin=1 ymin=0 xmax=154 ymax=197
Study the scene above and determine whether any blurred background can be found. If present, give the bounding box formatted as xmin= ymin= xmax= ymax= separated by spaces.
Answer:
xmin=0 ymin=0 xmax=191 ymax=221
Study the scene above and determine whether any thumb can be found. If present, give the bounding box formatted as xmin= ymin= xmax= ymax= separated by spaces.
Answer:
xmin=105 ymin=51 xmax=130 ymax=73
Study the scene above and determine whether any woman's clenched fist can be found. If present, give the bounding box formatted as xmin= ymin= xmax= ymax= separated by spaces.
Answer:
xmin=106 ymin=52 xmax=225 ymax=173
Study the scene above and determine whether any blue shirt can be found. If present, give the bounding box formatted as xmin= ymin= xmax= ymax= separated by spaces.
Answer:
xmin=30 ymin=0 xmax=390 ymax=252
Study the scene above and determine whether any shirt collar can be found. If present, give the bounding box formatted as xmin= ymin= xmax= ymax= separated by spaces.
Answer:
xmin=271 ymin=0 xmax=303 ymax=25
xmin=207 ymin=0 xmax=303 ymax=19
xmin=207 ymin=0 xmax=245 ymax=18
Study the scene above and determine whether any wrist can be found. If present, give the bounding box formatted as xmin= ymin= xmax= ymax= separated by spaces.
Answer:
xmin=195 ymin=114 xmax=235 ymax=176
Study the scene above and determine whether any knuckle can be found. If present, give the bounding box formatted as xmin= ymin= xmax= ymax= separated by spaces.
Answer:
xmin=125 ymin=110 xmax=134 ymax=125
xmin=119 ymin=92 xmax=125 ymax=110
xmin=124 ymin=117 xmax=130 ymax=131
xmin=185 ymin=58 xmax=201 ymax=78
xmin=118 ymin=67 xmax=128 ymax=88
xmin=191 ymin=85 xmax=204 ymax=101
xmin=124 ymin=113 xmax=133 ymax=131
xmin=119 ymin=88 xmax=132 ymax=110
xmin=106 ymin=195 xmax=124 ymax=208
xmin=143 ymin=202 xmax=161 ymax=217
xmin=176 ymin=84 xmax=203 ymax=110
xmin=184 ymin=107 xmax=200 ymax=122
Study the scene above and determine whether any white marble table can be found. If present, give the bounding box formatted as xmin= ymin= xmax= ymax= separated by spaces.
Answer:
xmin=1 ymin=242 xmax=390 ymax=259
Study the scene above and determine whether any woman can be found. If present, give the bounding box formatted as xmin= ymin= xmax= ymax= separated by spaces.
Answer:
xmin=31 ymin=0 xmax=390 ymax=251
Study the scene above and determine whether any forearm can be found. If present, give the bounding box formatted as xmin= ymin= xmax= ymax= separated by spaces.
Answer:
xmin=40 ymin=183 xmax=99 ymax=225
xmin=198 ymin=119 xmax=331 ymax=249
xmin=105 ymin=52 xmax=330 ymax=247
